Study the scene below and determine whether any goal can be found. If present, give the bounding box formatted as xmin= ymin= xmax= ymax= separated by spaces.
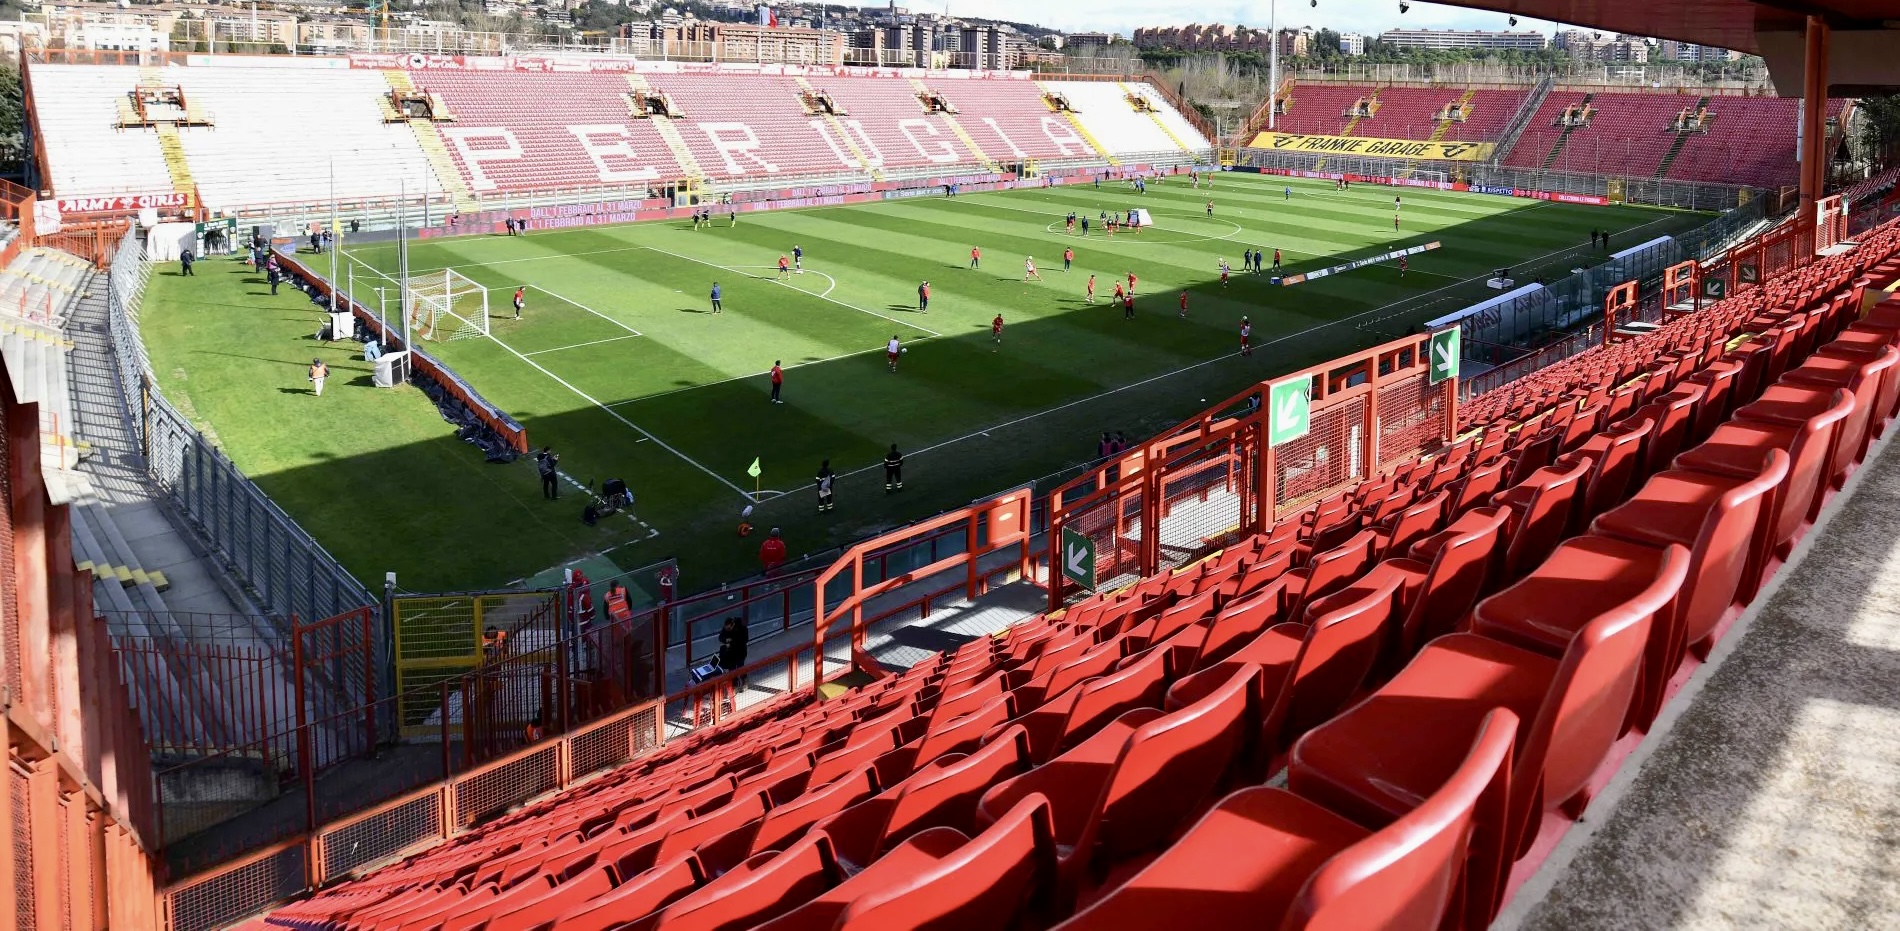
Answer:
xmin=1402 ymin=168 xmax=1449 ymax=187
xmin=406 ymin=269 xmax=489 ymax=341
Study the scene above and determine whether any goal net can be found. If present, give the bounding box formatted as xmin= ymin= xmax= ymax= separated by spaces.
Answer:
xmin=1404 ymin=168 xmax=1449 ymax=187
xmin=406 ymin=269 xmax=489 ymax=341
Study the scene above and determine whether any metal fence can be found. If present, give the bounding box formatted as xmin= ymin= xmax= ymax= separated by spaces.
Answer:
xmin=1236 ymin=147 xmax=1762 ymax=213
xmin=104 ymin=228 xmax=377 ymax=628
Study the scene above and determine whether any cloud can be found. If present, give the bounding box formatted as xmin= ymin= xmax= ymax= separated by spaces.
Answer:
xmin=930 ymin=0 xmax=1560 ymax=40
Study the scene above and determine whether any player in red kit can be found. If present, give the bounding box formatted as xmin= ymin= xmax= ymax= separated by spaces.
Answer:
xmin=1122 ymin=292 xmax=1135 ymax=320
xmin=970 ymin=246 xmax=981 ymax=269
xmin=1178 ymin=290 xmax=1188 ymax=318
xmin=1086 ymin=274 xmax=1097 ymax=303
xmin=777 ymin=255 xmax=790 ymax=280
xmin=991 ymin=313 xmax=1004 ymax=350
xmin=1240 ymin=316 xmax=1253 ymax=356
xmin=1399 ymin=256 xmax=1408 ymax=279
xmin=1127 ymin=271 xmax=1138 ymax=294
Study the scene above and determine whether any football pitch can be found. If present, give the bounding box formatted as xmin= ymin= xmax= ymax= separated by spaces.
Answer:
xmin=144 ymin=173 xmax=1708 ymax=591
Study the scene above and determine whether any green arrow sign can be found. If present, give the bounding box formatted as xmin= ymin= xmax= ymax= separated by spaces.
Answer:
xmin=1268 ymin=377 xmax=1311 ymax=446
xmin=1429 ymin=328 xmax=1460 ymax=385
xmin=1060 ymin=527 xmax=1096 ymax=591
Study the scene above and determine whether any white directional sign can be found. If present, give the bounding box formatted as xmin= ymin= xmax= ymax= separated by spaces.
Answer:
xmin=1060 ymin=527 xmax=1095 ymax=590
xmin=1429 ymin=328 xmax=1460 ymax=385
xmin=1268 ymin=377 xmax=1311 ymax=446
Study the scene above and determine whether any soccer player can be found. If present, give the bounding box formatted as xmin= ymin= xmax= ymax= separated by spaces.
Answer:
xmin=1273 ymin=248 xmax=1283 ymax=270
xmin=1113 ymin=281 xmax=1125 ymax=304
xmin=1399 ymin=256 xmax=1408 ymax=279
xmin=917 ymin=280 xmax=930 ymax=313
xmin=1122 ymin=291 xmax=1135 ymax=320
xmin=1219 ymin=259 xmax=1230 ymax=288
xmin=1127 ymin=271 xmax=1138 ymax=295
xmin=769 ymin=360 xmax=783 ymax=404
xmin=1394 ymin=214 xmax=1401 ymax=232
xmin=814 ymin=461 xmax=836 ymax=512
xmin=1394 ymin=195 xmax=1402 ymax=212
xmin=887 ymin=334 xmax=902 ymax=372
xmin=1242 ymin=248 xmax=1253 ymax=274
xmin=777 ymin=255 xmax=790 ymax=280
xmin=970 ymin=246 xmax=981 ymax=269
xmin=1066 ymin=214 xmax=1076 ymax=234
xmin=308 ymin=358 xmax=328 ymax=397
xmin=1081 ymin=216 xmax=1090 ymax=235
xmin=1063 ymin=247 xmax=1074 ymax=271
xmin=1206 ymin=200 xmax=1214 ymax=217
xmin=991 ymin=313 xmax=1004 ymax=349
xmin=793 ymin=244 xmax=803 ymax=271
xmin=513 ymin=286 xmax=525 ymax=320
xmin=1284 ymin=186 xmax=1292 ymax=200
xmin=884 ymin=445 xmax=904 ymax=491
xmin=710 ymin=281 xmax=722 ymax=313
xmin=1086 ymin=274 xmax=1097 ymax=303
xmin=1178 ymin=290 xmax=1188 ymax=319
xmin=1024 ymin=257 xmax=1042 ymax=281
xmin=1240 ymin=317 xmax=1253 ymax=356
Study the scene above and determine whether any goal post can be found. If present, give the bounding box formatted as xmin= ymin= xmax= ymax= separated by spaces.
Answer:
xmin=406 ymin=268 xmax=490 ymax=341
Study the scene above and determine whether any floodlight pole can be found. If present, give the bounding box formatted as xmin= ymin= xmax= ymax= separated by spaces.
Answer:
xmin=398 ymin=179 xmax=410 ymax=349
xmin=1267 ymin=0 xmax=1278 ymax=131
xmin=329 ymin=159 xmax=341 ymax=318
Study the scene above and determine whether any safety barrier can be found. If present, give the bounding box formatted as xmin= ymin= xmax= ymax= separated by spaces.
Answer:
xmin=104 ymin=229 xmax=379 ymax=627
xmin=1046 ymin=331 xmax=1456 ymax=610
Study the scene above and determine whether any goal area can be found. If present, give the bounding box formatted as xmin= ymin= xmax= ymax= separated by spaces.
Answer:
xmin=406 ymin=269 xmax=489 ymax=341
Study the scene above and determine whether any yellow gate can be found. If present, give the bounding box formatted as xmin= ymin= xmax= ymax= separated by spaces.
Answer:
xmin=1606 ymin=178 xmax=1625 ymax=204
xmin=393 ymin=591 xmax=563 ymax=736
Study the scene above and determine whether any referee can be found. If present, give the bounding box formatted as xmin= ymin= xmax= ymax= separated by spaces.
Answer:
xmin=883 ymin=444 xmax=904 ymax=491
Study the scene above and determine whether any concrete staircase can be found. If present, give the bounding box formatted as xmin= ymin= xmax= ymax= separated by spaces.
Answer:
xmin=907 ymin=78 xmax=996 ymax=170
xmin=795 ymin=77 xmax=880 ymax=178
xmin=1124 ymin=82 xmax=1194 ymax=152
xmin=384 ymin=70 xmax=479 ymax=213
xmin=625 ymin=74 xmax=705 ymax=179
xmin=1401 ymin=88 xmax=1476 ymax=178
xmin=1052 ymin=102 xmax=1119 ymax=166
xmin=1655 ymin=95 xmax=1711 ymax=178
xmin=1543 ymin=92 xmax=1594 ymax=169
xmin=1315 ymin=92 xmax=1374 ymax=171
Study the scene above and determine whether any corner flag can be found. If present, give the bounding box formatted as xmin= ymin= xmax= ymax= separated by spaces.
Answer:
xmin=747 ymin=458 xmax=762 ymax=478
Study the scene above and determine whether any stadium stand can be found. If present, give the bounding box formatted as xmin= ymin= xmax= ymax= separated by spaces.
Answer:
xmin=418 ymin=71 xmax=687 ymax=195
xmin=1440 ymin=87 xmax=1532 ymax=142
xmin=27 ymin=64 xmax=177 ymax=197
xmin=1269 ymin=81 xmax=1366 ymax=136
xmin=27 ymin=62 xmax=1212 ymax=213
xmin=165 ymin=64 xmax=441 ymax=212
xmin=239 ymin=215 xmax=1900 ymax=930
xmin=1038 ymin=81 xmax=1197 ymax=158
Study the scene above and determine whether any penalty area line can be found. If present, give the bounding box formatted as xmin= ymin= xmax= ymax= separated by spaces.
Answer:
xmin=483 ymin=330 xmax=756 ymax=502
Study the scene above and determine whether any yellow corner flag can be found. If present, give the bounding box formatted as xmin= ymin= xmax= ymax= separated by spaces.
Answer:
xmin=747 ymin=457 xmax=762 ymax=478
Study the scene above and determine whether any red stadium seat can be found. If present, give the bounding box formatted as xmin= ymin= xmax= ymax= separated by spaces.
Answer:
xmin=1056 ymin=709 xmax=1518 ymax=931
xmin=1290 ymin=541 xmax=1687 ymax=890
xmin=649 ymin=833 xmax=846 ymax=931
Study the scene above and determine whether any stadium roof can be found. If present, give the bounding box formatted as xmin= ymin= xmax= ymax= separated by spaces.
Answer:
xmin=1454 ymin=0 xmax=1900 ymax=93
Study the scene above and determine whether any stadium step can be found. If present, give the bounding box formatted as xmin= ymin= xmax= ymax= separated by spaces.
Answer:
xmin=384 ymin=70 xmax=481 ymax=213
xmin=154 ymin=125 xmax=197 ymax=198
xmin=794 ymin=77 xmax=881 ymax=178
xmin=907 ymin=77 xmax=997 ymax=170
xmin=1401 ymin=88 xmax=1477 ymax=178
xmin=1057 ymin=108 xmax=1120 ymax=166
xmin=1655 ymin=95 xmax=1710 ymax=178
xmin=1122 ymin=81 xmax=1193 ymax=152
xmin=1543 ymin=92 xmax=1594 ymax=170
xmin=1316 ymin=93 xmax=1373 ymax=171
xmin=625 ymin=74 xmax=706 ymax=179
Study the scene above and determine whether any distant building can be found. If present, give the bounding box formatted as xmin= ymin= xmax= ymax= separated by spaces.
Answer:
xmin=1657 ymin=40 xmax=1740 ymax=63
xmin=649 ymin=21 xmax=846 ymax=65
xmin=1132 ymin=23 xmax=1304 ymax=55
xmin=1555 ymin=30 xmax=1652 ymax=64
xmin=298 ymin=18 xmax=372 ymax=50
xmin=1377 ymin=28 xmax=1548 ymax=51
xmin=1339 ymin=32 xmax=1365 ymax=56
xmin=1064 ymin=31 xmax=1112 ymax=52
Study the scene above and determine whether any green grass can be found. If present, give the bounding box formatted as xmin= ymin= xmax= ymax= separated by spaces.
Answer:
xmin=142 ymin=173 xmax=1709 ymax=591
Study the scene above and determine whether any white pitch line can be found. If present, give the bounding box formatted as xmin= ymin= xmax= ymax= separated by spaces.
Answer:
xmin=732 ymin=265 xmax=839 ymax=300
xmin=606 ymin=339 xmax=937 ymax=408
xmin=525 ymin=334 xmax=644 ymax=356
xmin=484 ymin=331 xmax=755 ymax=501
xmin=553 ymin=469 xmax=659 ymax=538
xmin=642 ymin=245 xmax=942 ymax=338
xmin=529 ymin=284 xmax=643 ymax=336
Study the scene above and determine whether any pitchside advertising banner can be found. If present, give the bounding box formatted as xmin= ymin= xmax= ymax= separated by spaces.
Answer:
xmin=1249 ymin=132 xmax=1496 ymax=162
xmin=52 ymin=191 xmax=193 ymax=215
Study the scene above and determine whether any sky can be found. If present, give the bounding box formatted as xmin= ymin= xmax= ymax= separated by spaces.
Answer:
xmin=929 ymin=0 xmax=1565 ymax=41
